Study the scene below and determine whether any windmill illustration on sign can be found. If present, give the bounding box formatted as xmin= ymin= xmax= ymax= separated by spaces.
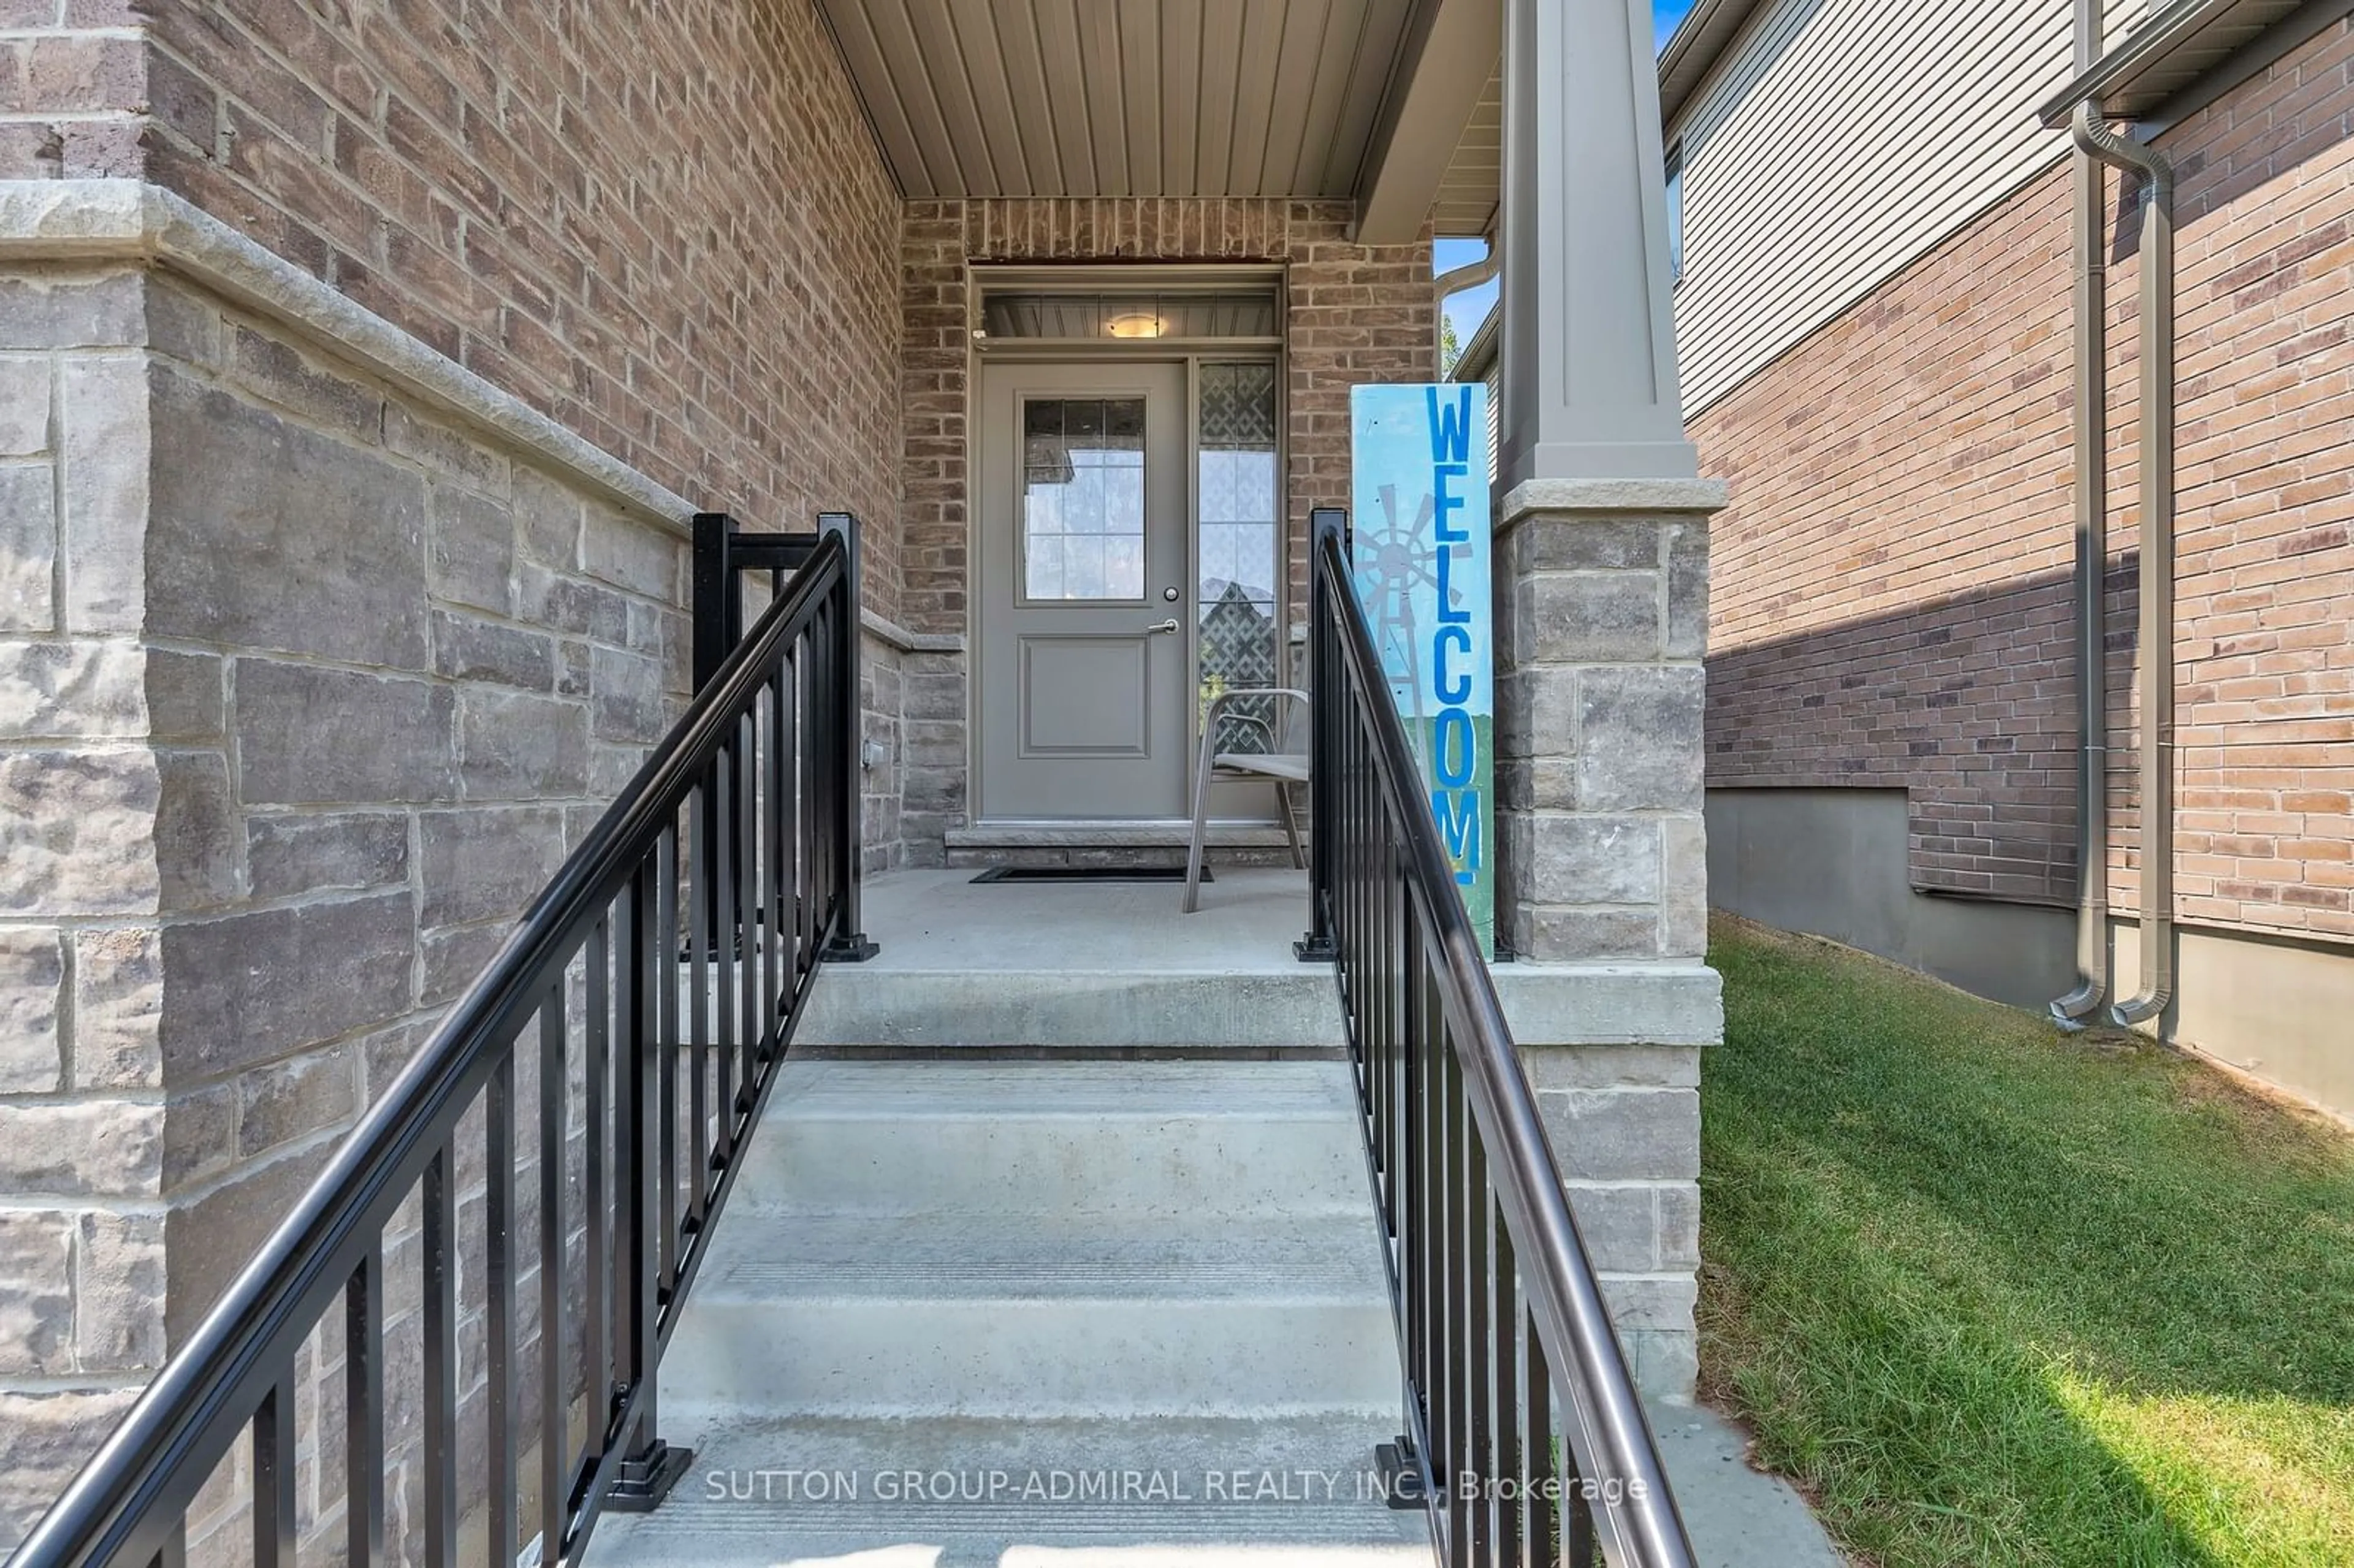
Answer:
xmin=1357 ymin=481 xmax=1472 ymax=780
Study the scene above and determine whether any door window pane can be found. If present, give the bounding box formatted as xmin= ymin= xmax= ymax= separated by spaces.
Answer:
xmin=1023 ymin=398 xmax=1146 ymax=600
xmin=1197 ymin=363 xmax=1281 ymax=753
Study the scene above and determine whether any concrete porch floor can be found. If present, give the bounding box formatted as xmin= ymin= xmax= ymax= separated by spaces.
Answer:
xmin=800 ymin=866 xmax=1343 ymax=1051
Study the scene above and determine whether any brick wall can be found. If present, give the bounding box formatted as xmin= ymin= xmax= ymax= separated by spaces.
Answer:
xmin=2133 ymin=20 xmax=2354 ymax=940
xmin=1697 ymin=167 xmax=2083 ymax=903
xmin=899 ymin=197 xmax=1434 ymax=856
xmin=4 ymin=0 xmax=905 ymax=621
xmin=0 ymin=4 xmax=145 ymax=181
xmin=1697 ymin=19 xmax=2354 ymax=940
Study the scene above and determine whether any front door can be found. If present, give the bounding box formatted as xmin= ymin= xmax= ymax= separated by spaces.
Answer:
xmin=977 ymin=360 xmax=1191 ymax=820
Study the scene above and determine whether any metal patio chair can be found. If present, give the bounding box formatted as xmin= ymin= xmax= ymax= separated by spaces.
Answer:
xmin=1183 ymin=687 xmax=1311 ymax=913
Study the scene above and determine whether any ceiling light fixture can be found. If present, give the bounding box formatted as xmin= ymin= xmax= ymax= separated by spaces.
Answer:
xmin=1106 ymin=311 xmax=1165 ymax=339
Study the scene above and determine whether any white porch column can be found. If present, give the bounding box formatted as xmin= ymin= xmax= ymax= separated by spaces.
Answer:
xmin=1490 ymin=0 xmax=1726 ymax=1404
xmin=1499 ymin=0 xmax=1696 ymax=484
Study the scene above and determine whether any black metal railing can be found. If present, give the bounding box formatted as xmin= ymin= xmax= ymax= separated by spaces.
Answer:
xmin=17 ymin=513 xmax=876 ymax=1568
xmin=1300 ymin=508 xmax=1696 ymax=1568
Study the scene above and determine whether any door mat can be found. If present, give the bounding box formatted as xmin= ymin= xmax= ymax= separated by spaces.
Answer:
xmin=969 ymin=866 xmax=1209 ymax=885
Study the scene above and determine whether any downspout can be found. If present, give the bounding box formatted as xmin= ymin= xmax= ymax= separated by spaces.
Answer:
xmin=1434 ymin=249 xmax=1498 ymax=370
xmin=2068 ymin=88 xmax=2176 ymax=1029
xmin=2049 ymin=4 xmax=2113 ymax=1028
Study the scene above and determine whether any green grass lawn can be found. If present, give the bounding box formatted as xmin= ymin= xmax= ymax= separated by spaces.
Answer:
xmin=1699 ymin=915 xmax=2354 ymax=1567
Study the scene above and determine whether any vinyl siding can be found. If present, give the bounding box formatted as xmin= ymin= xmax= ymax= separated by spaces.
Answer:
xmin=1667 ymin=0 xmax=2150 ymax=415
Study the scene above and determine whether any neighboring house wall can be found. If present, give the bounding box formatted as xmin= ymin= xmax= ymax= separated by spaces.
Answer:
xmin=897 ymin=197 xmax=1434 ymax=861
xmin=1685 ymin=10 xmax=2354 ymax=1115
xmin=1702 ymin=164 xmax=2083 ymax=904
xmin=1671 ymin=0 xmax=2147 ymax=415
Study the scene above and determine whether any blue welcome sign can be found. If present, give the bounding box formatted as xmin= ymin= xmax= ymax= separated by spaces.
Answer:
xmin=1349 ymin=384 xmax=1495 ymax=957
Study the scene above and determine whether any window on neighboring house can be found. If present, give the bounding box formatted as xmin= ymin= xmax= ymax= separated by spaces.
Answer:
xmin=1665 ymin=142 xmax=1685 ymax=285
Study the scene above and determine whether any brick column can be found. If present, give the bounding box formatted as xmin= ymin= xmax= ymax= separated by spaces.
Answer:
xmin=1489 ymin=476 xmax=1725 ymax=1400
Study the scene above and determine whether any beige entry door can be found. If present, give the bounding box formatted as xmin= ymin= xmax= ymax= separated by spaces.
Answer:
xmin=978 ymin=360 xmax=1191 ymax=820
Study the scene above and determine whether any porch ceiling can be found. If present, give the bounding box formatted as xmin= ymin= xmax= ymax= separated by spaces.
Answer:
xmin=1430 ymin=64 xmax=1500 ymax=237
xmin=817 ymin=0 xmax=1482 ymax=209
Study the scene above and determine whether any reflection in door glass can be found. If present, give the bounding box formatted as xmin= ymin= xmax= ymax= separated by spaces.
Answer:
xmin=1023 ymin=398 xmax=1146 ymax=600
xmin=1197 ymin=363 xmax=1280 ymax=753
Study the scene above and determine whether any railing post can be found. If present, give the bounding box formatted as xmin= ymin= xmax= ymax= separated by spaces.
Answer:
xmin=817 ymin=511 xmax=879 ymax=962
xmin=692 ymin=512 xmax=737 ymax=953
xmin=1296 ymin=506 xmax=1346 ymax=961
xmin=606 ymin=862 xmax=692 ymax=1513
xmin=690 ymin=512 xmax=739 ymax=694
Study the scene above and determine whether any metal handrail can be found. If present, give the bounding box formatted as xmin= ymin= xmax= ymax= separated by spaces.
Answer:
xmin=17 ymin=516 xmax=873 ymax=1568
xmin=1302 ymin=510 xmax=1695 ymax=1568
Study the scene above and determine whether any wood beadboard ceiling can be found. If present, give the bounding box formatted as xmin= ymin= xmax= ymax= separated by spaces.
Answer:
xmin=817 ymin=0 xmax=1429 ymax=200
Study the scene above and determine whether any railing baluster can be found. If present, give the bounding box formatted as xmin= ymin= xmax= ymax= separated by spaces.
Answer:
xmin=1528 ymin=1313 xmax=1560 ymax=1568
xmin=780 ymin=652 xmax=803 ymax=979
xmin=655 ymin=826 xmax=680 ymax=1296
xmin=766 ymin=675 xmax=786 ymax=1032
xmin=688 ymin=780 xmax=712 ymax=1229
xmin=592 ymin=897 xmax=617 ymax=1459
xmin=1447 ymin=1033 xmax=1472 ymax=1564
xmin=714 ymin=747 xmax=737 ymax=1173
xmin=1466 ymin=1127 xmax=1495 ymax=1567
xmin=424 ymin=1138 xmax=459 ymax=1568
xmin=1569 ymin=1450 xmax=1598 ymax=1568
xmin=541 ymin=972 xmax=570 ymax=1561
xmin=813 ymin=603 xmax=836 ymax=924
xmin=487 ymin=1051 xmax=518 ymax=1567
xmin=1494 ymin=1220 xmax=1522 ymax=1566
xmin=251 ymin=1371 xmax=296 ymax=1568
xmin=347 ymin=1244 xmax=384 ymax=1568
xmin=796 ymin=644 xmax=817 ymax=970
xmin=736 ymin=710 xmax=759 ymax=1104
xmin=1419 ymin=946 xmax=1446 ymax=1523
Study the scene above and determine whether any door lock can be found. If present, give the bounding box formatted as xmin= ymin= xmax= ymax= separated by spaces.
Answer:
xmin=1146 ymin=617 xmax=1181 ymax=634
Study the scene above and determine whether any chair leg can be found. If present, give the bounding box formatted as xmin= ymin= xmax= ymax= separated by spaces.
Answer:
xmin=1183 ymin=733 xmax=1218 ymax=914
xmin=1275 ymin=780 xmax=1305 ymax=869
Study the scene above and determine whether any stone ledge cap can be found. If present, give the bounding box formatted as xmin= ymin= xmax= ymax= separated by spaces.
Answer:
xmin=1499 ymin=478 xmax=1729 ymax=525
xmin=0 ymin=179 xmax=696 ymax=534
xmin=862 ymin=609 xmax=962 ymax=655
xmin=1490 ymin=959 xmax=1724 ymax=1048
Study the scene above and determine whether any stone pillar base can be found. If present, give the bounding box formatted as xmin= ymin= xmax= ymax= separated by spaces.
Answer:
xmin=1493 ymin=477 xmax=1726 ymax=1403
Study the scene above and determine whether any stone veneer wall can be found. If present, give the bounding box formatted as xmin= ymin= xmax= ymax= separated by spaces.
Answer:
xmin=0 ymin=250 xmax=694 ymax=1550
xmin=896 ymin=197 xmax=1435 ymax=859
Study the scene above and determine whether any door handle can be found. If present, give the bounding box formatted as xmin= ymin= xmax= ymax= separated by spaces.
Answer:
xmin=1146 ymin=617 xmax=1181 ymax=634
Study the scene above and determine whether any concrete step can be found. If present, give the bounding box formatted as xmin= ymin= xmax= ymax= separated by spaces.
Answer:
xmin=801 ymin=966 xmax=1347 ymax=1049
xmin=583 ymin=1412 xmax=1430 ymax=1567
xmin=741 ymin=1060 xmax=1372 ymax=1216
xmin=624 ymin=1056 xmax=1412 ymax=1561
xmin=661 ymin=1211 xmax=1401 ymax=1418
